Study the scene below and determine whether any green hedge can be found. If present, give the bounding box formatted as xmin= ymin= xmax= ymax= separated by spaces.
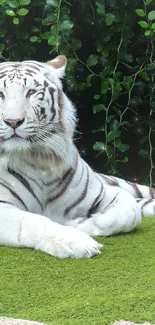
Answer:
xmin=0 ymin=0 xmax=155 ymax=183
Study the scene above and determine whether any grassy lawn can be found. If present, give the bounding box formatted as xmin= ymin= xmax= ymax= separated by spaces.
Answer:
xmin=1 ymin=218 xmax=155 ymax=325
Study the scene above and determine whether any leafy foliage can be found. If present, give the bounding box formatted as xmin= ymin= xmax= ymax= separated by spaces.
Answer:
xmin=0 ymin=0 xmax=155 ymax=183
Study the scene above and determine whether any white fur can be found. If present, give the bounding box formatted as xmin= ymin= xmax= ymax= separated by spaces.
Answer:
xmin=0 ymin=56 xmax=154 ymax=259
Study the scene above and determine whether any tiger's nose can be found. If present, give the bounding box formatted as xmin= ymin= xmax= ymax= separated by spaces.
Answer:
xmin=4 ymin=118 xmax=25 ymax=129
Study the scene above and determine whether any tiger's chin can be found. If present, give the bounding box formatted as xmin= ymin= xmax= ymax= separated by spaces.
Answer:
xmin=0 ymin=137 xmax=70 ymax=166
xmin=1 ymin=137 xmax=32 ymax=153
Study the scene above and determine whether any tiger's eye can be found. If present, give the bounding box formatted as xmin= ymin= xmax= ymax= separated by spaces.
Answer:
xmin=0 ymin=91 xmax=5 ymax=98
xmin=26 ymin=89 xmax=37 ymax=97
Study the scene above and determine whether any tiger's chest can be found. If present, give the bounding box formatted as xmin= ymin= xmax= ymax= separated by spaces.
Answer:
xmin=0 ymin=156 xmax=103 ymax=223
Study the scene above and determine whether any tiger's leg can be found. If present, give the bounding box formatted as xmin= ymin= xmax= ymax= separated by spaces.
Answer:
xmin=0 ymin=203 xmax=102 ymax=258
xmin=69 ymin=185 xmax=142 ymax=237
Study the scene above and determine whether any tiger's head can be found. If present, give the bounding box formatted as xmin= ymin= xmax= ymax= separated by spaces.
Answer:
xmin=0 ymin=56 xmax=76 ymax=163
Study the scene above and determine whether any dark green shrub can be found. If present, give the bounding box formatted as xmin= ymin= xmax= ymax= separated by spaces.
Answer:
xmin=0 ymin=0 xmax=155 ymax=184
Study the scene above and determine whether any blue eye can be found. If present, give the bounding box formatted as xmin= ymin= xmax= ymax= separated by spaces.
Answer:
xmin=26 ymin=89 xmax=37 ymax=97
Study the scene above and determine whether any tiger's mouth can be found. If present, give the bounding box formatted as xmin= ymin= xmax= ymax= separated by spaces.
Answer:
xmin=4 ymin=134 xmax=24 ymax=141
xmin=10 ymin=134 xmax=22 ymax=139
xmin=3 ymin=133 xmax=33 ymax=143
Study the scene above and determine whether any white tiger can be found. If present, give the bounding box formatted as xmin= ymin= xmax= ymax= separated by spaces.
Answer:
xmin=0 ymin=55 xmax=154 ymax=259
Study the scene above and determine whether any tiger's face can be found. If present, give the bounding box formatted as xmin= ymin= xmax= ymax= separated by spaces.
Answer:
xmin=0 ymin=56 xmax=75 ymax=158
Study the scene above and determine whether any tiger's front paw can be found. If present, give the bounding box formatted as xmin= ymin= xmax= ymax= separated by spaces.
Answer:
xmin=38 ymin=224 xmax=102 ymax=259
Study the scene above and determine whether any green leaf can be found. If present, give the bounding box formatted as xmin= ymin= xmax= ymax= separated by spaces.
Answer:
xmin=96 ymin=1 xmax=105 ymax=16
xmin=139 ymin=71 xmax=150 ymax=81
xmin=71 ymin=39 xmax=81 ymax=50
xmin=119 ymin=156 xmax=128 ymax=163
xmin=108 ymin=78 xmax=114 ymax=86
xmin=92 ymin=126 xmax=105 ymax=133
xmin=138 ymin=21 xmax=148 ymax=28
xmin=107 ymin=130 xmax=120 ymax=142
xmin=87 ymin=54 xmax=98 ymax=67
xmin=7 ymin=1 xmax=18 ymax=8
xmin=46 ymin=0 xmax=58 ymax=7
xmin=48 ymin=35 xmax=57 ymax=46
xmin=67 ymin=58 xmax=78 ymax=71
xmin=117 ymin=143 xmax=129 ymax=152
xmin=139 ymin=136 xmax=148 ymax=144
xmin=93 ymin=104 xmax=106 ymax=113
xmin=145 ymin=0 xmax=153 ymax=4
xmin=94 ymin=94 xmax=100 ymax=99
xmin=18 ymin=8 xmax=29 ymax=16
xmin=105 ymin=13 xmax=115 ymax=25
xmin=50 ymin=25 xmax=58 ymax=35
xmin=135 ymin=9 xmax=145 ymax=17
xmin=100 ymin=48 xmax=109 ymax=58
xmin=41 ymin=32 xmax=50 ymax=40
xmin=32 ymin=26 xmax=40 ymax=32
xmin=148 ymin=11 xmax=155 ymax=21
xmin=97 ymin=44 xmax=103 ymax=52
xmin=19 ymin=0 xmax=31 ymax=4
xmin=60 ymin=20 xmax=73 ymax=30
xmin=6 ymin=9 xmax=15 ymax=16
xmin=106 ymin=145 xmax=114 ymax=155
xmin=29 ymin=36 xmax=38 ymax=42
xmin=101 ymin=80 xmax=110 ymax=94
xmin=13 ymin=17 xmax=19 ymax=24
xmin=107 ymin=115 xmax=114 ymax=123
xmin=0 ymin=44 xmax=5 ymax=51
xmin=151 ymin=23 xmax=155 ymax=29
xmin=123 ymin=82 xmax=131 ymax=91
xmin=123 ymin=54 xmax=133 ymax=63
xmin=145 ymin=29 xmax=151 ymax=36
xmin=0 ymin=29 xmax=7 ymax=37
xmin=121 ymin=121 xmax=132 ymax=127
xmin=138 ymin=149 xmax=149 ymax=158
xmin=86 ymin=74 xmax=93 ymax=87
xmin=93 ymin=142 xmax=105 ymax=151
xmin=110 ymin=119 xmax=119 ymax=131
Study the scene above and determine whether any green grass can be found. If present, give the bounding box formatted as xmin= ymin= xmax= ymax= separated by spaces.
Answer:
xmin=1 ymin=218 xmax=155 ymax=325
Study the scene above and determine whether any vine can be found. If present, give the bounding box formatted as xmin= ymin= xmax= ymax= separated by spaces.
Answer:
xmin=0 ymin=0 xmax=154 ymax=183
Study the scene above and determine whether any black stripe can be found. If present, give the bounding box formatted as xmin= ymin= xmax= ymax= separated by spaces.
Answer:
xmin=127 ymin=181 xmax=143 ymax=198
xmin=100 ymin=174 xmax=119 ymax=186
xmin=42 ymin=177 xmax=61 ymax=187
xmin=0 ymin=200 xmax=14 ymax=205
xmin=49 ymin=87 xmax=56 ymax=120
xmin=22 ymin=173 xmax=42 ymax=190
xmin=58 ymin=89 xmax=65 ymax=129
xmin=103 ymin=193 xmax=119 ymax=213
xmin=0 ymin=64 xmax=17 ymax=70
xmin=0 ymin=181 xmax=28 ymax=210
xmin=73 ymin=161 xmax=85 ymax=187
xmin=87 ymin=181 xmax=104 ymax=218
xmin=8 ymin=168 xmax=43 ymax=210
xmin=0 ymin=74 xmax=7 ymax=79
xmin=25 ymin=72 xmax=34 ymax=77
xmin=33 ymin=79 xmax=42 ymax=87
xmin=141 ymin=199 xmax=153 ymax=216
xmin=64 ymin=166 xmax=89 ymax=216
xmin=150 ymin=187 xmax=155 ymax=198
xmin=0 ymin=69 xmax=15 ymax=75
xmin=24 ymin=64 xmax=41 ymax=72
xmin=47 ymin=155 xmax=78 ymax=204
xmin=23 ymin=61 xmax=43 ymax=68
xmin=44 ymin=80 xmax=49 ymax=88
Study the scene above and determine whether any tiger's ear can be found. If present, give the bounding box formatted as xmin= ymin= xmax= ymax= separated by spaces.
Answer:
xmin=46 ymin=55 xmax=67 ymax=78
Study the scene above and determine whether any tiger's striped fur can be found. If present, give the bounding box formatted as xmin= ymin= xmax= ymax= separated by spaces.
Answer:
xmin=0 ymin=55 xmax=154 ymax=258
